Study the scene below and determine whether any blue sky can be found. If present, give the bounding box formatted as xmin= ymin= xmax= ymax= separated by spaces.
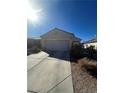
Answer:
xmin=28 ymin=0 xmax=97 ymax=41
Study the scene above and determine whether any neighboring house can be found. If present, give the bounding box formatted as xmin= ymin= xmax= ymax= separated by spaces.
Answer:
xmin=83 ymin=38 xmax=97 ymax=50
xmin=40 ymin=28 xmax=81 ymax=52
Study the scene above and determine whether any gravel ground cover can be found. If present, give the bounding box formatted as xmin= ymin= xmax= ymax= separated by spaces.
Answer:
xmin=71 ymin=58 xmax=97 ymax=93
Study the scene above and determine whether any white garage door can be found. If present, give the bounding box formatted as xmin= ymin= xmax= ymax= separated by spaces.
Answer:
xmin=45 ymin=40 xmax=70 ymax=51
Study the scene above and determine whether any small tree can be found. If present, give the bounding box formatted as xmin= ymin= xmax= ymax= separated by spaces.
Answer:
xmin=70 ymin=42 xmax=82 ymax=61
xmin=87 ymin=45 xmax=97 ymax=60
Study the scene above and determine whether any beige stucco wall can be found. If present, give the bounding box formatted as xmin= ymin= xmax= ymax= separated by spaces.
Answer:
xmin=40 ymin=29 xmax=80 ymax=51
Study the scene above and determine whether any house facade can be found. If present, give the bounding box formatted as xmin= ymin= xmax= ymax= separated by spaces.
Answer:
xmin=40 ymin=28 xmax=81 ymax=52
xmin=83 ymin=38 xmax=97 ymax=50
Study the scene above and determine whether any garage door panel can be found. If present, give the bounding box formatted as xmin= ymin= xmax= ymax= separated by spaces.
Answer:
xmin=45 ymin=40 xmax=69 ymax=51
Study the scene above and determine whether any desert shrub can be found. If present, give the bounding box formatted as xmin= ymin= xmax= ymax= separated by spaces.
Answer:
xmin=70 ymin=44 xmax=97 ymax=61
xmin=27 ymin=46 xmax=41 ymax=55
xmin=83 ymin=64 xmax=97 ymax=78
xmin=27 ymin=38 xmax=42 ymax=55
xmin=78 ymin=58 xmax=97 ymax=78
xmin=27 ymin=39 xmax=41 ymax=49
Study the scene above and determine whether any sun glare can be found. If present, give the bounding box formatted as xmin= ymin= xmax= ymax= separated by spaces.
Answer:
xmin=28 ymin=3 xmax=41 ymax=22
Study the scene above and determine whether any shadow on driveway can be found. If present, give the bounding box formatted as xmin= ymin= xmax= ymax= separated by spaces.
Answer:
xmin=45 ymin=51 xmax=70 ymax=61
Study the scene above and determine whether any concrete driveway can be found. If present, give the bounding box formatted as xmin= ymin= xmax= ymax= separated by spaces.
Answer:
xmin=45 ymin=51 xmax=70 ymax=60
xmin=27 ymin=51 xmax=74 ymax=93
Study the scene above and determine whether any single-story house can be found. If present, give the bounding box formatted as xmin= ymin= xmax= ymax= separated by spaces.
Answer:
xmin=83 ymin=37 xmax=97 ymax=50
xmin=40 ymin=28 xmax=81 ymax=52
